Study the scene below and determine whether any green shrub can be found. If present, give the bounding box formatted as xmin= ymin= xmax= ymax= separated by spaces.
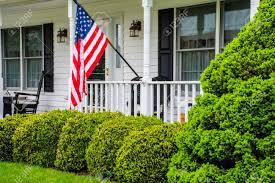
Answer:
xmin=12 ymin=110 xmax=78 ymax=167
xmin=86 ymin=115 xmax=163 ymax=178
xmin=179 ymin=164 xmax=223 ymax=183
xmin=55 ymin=112 xmax=123 ymax=172
xmin=201 ymin=0 xmax=275 ymax=96
xmin=219 ymin=155 xmax=275 ymax=182
xmin=168 ymin=77 xmax=274 ymax=182
xmin=115 ymin=124 xmax=180 ymax=183
xmin=168 ymin=1 xmax=275 ymax=181
xmin=0 ymin=114 xmax=29 ymax=161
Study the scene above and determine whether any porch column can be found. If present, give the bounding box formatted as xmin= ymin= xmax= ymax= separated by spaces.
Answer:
xmin=0 ymin=8 xmax=3 ymax=118
xmin=251 ymin=0 xmax=260 ymax=20
xmin=140 ymin=0 xmax=152 ymax=116
xmin=142 ymin=0 xmax=152 ymax=80
xmin=68 ymin=0 xmax=76 ymax=108
xmin=215 ymin=0 xmax=221 ymax=54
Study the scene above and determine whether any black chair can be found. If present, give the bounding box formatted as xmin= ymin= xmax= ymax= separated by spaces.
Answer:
xmin=13 ymin=71 xmax=46 ymax=114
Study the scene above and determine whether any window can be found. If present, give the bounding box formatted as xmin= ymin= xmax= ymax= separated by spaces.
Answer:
xmin=2 ymin=25 xmax=43 ymax=89
xmin=23 ymin=26 xmax=43 ymax=88
xmin=176 ymin=4 xmax=216 ymax=81
xmin=176 ymin=0 xmax=250 ymax=81
xmin=2 ymin=29 xmax=20 ymax=88
xmin=223 ymin=0 xmax=250 ymax=46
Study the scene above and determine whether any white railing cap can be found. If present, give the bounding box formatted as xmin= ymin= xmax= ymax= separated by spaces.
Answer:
xmin=87 ymin=81 xmax=201 ymax=85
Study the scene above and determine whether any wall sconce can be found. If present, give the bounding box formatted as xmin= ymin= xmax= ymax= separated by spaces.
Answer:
xmin=129 ymin=20 xmax=142 ymax=37
xmin=57 ymin=28 xmax=68 ymax=43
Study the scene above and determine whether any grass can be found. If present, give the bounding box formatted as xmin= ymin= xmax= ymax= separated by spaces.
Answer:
xmin=0 ymin=162 xmax=108 ymax=183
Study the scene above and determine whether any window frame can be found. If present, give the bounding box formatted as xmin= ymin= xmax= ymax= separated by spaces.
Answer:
xmin=174 ymin=0 xmax=251 ymax=81
xmin=175 ymin=3 xmax=216 ymax=81
xmin=1 ymin=25 xmax=44 ymax=91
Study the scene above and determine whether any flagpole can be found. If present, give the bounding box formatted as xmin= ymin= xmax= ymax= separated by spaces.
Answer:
xmin=68 ymin=0 xmax=75 ymax=109
xmin=72 ymin=0 xmax=140 ymax=79
xmin=108 ymin=41 xmax=140 ymax=78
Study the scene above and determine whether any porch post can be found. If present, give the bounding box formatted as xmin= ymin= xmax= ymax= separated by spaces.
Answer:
xmin=68 ymin=0 xmax=76 ymax=109
xmin=250 ymin=0 xmax=260 ymax=20
xmin=215 ymin=0 xmax=221 ymax=55
xmin=142 ymin=0 xmax=152 ymax=81
xmin=140 ymin=0 xmax=152 ymax=116
xmin=0 ymin=8 xmax=3 ymax=118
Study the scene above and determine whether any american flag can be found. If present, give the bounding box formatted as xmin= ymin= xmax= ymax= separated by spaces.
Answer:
xmin=70 ymin=4 xmax=109 ymax=107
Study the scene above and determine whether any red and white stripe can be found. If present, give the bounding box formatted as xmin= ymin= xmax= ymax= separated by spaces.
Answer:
xmin=70 ymin=22 xmax=109 ymax=107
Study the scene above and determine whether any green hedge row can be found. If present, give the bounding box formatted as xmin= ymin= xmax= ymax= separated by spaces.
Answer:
xmin=55 ymin=112 xmax=123 ymax=172
xmin=0 ymin=110 xmax=180 ymax=182
xmin=0 ymin=114 xmax=28 ymax=161
xmin=12 ymin=110 xmax=78 ymax=167
xmin=86 ymin=115 xmax=163 ymax=178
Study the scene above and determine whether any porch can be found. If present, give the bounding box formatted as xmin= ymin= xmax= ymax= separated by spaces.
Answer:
xmin=0 ymin=0 xmax=259 ymax=119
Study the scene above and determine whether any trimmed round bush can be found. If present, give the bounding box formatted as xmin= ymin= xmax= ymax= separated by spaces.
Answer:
xmin=86 ymin=115 xmax=163 ymax=178
xmin=0 ymin=114 xmax=29 ymax=161
xmin=55 ymin=112 xmax=122 ymax=172
xmin=12 ymin=110 xmax=78 ymax=167
xmin=168 ymin=1 xmax=275 ymax=181
xmin=115 ymin=124 xmax=181 ymax=183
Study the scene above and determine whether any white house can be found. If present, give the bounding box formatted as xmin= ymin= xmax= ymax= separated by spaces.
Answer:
xmin=0 ymin=0 xmax=260 ymax=121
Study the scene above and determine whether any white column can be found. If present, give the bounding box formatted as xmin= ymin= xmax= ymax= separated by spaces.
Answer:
xmin=0 ymin=8 xmax=3 ymax=118
xmin=215 ymin=0 xmax=221 ymax=55
xmin=68 ymin=0 xmax=76 ymax=108
xmin=142 ymin=0 xmax=152 ymax=80
xmin=250 ymin=0 xmax=260 ymax=20
xmin=140 ymin=0 xmax=152 ymax=116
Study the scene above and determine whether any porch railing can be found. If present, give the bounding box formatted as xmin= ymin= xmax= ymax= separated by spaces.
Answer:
xmin=83 ymin=81 xmax=202 ymax=122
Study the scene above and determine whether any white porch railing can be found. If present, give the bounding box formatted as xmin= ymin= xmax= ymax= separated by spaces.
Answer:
xmin=83 ymin=81 xmax=202 ymax=122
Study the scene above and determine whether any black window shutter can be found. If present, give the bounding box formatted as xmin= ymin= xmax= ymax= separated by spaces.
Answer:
xmin=158 ymin=9 xmax=174 ymax=81
xmin=43 ymin=23 xmax=54 ymax=92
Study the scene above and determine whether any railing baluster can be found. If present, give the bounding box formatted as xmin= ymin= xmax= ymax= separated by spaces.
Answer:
xmin=157 ymin=84 xmax=160 ymax=119
xmin=150 ymin=84 xmax=154 ymax=116
xmin=122 ymin=84 xmax=125 ymax=113
xmin=110 ymin=84 xmax=114 ymax=112
xmin=200 ymin=84 xmax=203 ymax=95
xmin=116 ymin=84 xmax=119 ymax=112
xmin=184 ymin=84 xmax=189 ymax=122
xmin=105 ymin=84 xmax=108 ymax=111
xmin=177 ymin=84 xmax=181 ymax=122
xmin=134 ymin=84 xmax=138 ymax=116
xmin=90 ymin=84 xmax=93 ymax=113
xmin=95 ymin=84 xmax=99 ymax=112
xmin=99 ymin=84 xmax=103 ymax=112
xmin=163 ymin=84 xmax=168 ymax=122
xmin=84 ymin=95 xmax=88 ymax=113
xmin=192 ymin=84 xmax=196 ymax=105
xmin=170 ymin=84 xmax=174 ymax=123
xmin=128 ymin=84 xmax=132 ymax=116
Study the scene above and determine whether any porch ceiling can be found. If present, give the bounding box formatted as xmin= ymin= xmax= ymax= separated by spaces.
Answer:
xmin=0 ymin=0 xmax=53 ymax=7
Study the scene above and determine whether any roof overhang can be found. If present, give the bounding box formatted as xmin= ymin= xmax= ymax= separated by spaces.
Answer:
xmin=0 ymin=0 xmax=56 ymax=7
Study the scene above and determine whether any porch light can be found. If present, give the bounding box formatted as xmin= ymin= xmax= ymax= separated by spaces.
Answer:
xmin=57 ymin=28 xmax=68 ymax=43
xmin=129 ymin=20 xmax=142 ymax=37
